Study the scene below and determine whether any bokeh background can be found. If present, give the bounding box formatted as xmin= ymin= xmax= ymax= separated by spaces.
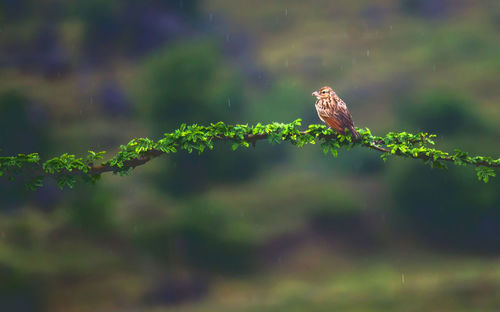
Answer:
xmin=1 ymin=0 xmax=500 ymax=311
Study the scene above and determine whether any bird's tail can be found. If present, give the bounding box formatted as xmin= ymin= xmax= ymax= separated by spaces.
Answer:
xmin=348 ymin=126 xmax=361 ymax=141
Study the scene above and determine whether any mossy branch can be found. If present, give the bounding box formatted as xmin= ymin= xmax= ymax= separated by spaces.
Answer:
xmin=0 ymin=119 xmax=498 ymax=189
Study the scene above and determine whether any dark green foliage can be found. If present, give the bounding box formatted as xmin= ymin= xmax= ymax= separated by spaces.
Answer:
xmin=397 ymin=91 xmax=483 ymax=135
xmin=248 ymin=80 xmax=313 ymax=123
xmin=398 ymin=0 xmax=450 ymax=17
xmin=69 ymin=0 xmax=200 ymax=58
xmin=393 ymin=163 xmax=500 ymax=251
xmin=0 ymin=90 xmax=52 ymax=206
xmin=0 ymin=120 xmax=498 ymax=190
xmin=134 ymin=200 xmax=255 ymax=273
xmin=134 ymin=40 xmax=263 ymax=194
xmin=65 ymin=190 xmax=116 ymax=235
xmin=0 ymin=265 xmax=44 ymax=312
xmin=0 ymin=91 xmax=49 ymax=156
xmin=136 ymin=41 xmax=244 ymax=131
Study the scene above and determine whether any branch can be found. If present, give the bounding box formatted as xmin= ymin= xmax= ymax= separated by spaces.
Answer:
xmin=1 ymin=119 xmax=498 ymax=189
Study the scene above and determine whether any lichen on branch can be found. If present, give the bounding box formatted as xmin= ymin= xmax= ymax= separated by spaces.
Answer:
xmin=0 ymin=119 xmax=498 ymax=189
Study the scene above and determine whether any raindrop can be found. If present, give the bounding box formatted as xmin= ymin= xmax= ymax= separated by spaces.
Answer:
xmin=366 ymin=49 xmax=370 ymax=57
xmin=285 ymin=58 xmax=289 ymax=67
xmin=209 ymin=13 xmax=213 ymax=22
xmin=227 ymin=98 xmax=231 ymax=108
xmin=226 ymin=34 xmax=230 ymax=42
xmin=351 ymin=58 xmax=356 ymax=65
xmin=285 ymin=8 xmax=288 ymax=17
xmin=390 ymin=25 xmax=393 ymax=31
xmin=433 ymin=64 xmax=436 ymax=71
xmin=90 ymin=96 xmax=93 ymax=105
xmin=401 ymin=273 xmax=405 ymax=284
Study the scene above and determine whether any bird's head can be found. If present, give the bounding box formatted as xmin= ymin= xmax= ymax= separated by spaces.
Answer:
xmin=312 ymin=86 xmax=334 ymax=100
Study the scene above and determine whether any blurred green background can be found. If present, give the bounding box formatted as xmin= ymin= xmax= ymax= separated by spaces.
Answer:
xmin=1 ymin=0 xmax=500 ymax=311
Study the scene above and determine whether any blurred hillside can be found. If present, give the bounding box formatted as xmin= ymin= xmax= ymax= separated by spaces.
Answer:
xmin=0 ymin=0 xmax=499 ymax=311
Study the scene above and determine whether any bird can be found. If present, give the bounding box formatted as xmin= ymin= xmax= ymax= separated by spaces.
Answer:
xmin=312 ymin=86 xmax=360 ymax=140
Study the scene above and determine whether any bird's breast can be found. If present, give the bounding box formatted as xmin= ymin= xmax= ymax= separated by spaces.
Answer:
xmin=316 ymin=98 xmax=333 ymax=110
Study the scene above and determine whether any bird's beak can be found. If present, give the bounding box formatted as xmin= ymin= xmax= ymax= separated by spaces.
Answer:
xmin=312 ymin=91 xmax=319 ymax=97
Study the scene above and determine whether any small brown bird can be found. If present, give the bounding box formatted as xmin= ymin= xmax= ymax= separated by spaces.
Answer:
xmin=313 ymin=86 xmax=360 ymax=140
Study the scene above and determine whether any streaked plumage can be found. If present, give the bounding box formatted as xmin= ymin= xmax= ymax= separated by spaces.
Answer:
xmin=312 ymin=86 xmax=360 ymax=140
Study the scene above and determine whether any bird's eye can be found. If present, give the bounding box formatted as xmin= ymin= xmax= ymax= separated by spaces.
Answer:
xmin=321 ymin=91 xmax=327 ymax=94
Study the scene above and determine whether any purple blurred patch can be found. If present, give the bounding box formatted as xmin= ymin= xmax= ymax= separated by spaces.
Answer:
xmin=99 ymin=82 xmax=131 ymax=116
xmin=144 ymin=275 xmax=208 ymax=306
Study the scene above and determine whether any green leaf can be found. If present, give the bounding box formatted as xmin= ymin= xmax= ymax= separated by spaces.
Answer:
xmin=1 ymin=122 xmax=498 ymax=189
xmin=476 ymin=166 xmax=496 ymax=183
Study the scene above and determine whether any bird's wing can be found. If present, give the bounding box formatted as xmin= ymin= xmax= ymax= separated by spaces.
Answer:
xmin=333 ymin=97 xmax=354 ymax=129
xmin=316 ymin=97 xmax=355 ymax=133
xmin=324 ymin=116 xmax=344 ymax=132
xmin=334 ymin=107 xmax=354 ymax=131
xmin=316 ymin=103 xmax=344 ymax=133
